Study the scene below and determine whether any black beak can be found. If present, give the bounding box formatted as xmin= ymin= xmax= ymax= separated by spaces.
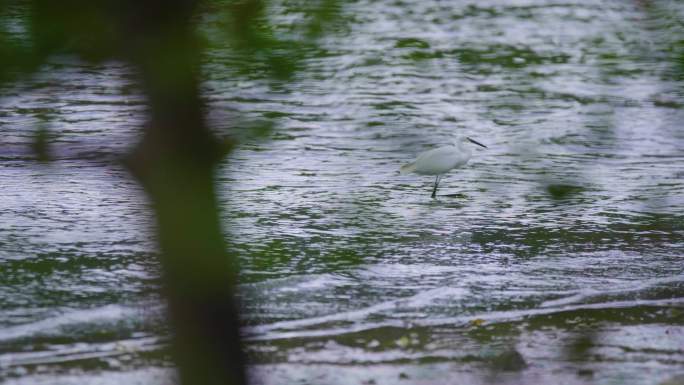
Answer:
xmin=467 ymin=137 xmax=487 ymax=148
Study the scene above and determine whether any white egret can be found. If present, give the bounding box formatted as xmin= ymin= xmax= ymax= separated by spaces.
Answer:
xmin=400 ymin=136 xmax=487 ymax=198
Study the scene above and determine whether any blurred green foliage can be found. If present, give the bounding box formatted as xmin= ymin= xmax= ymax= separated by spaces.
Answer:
xmin=0 ymin=0 xmax=343 ymax=82
xmin=0 ymin=0 xmax=343 ymax=161
xmin=0 ymin=2 xmax=342 ymax=384
xmin=206 ymin=0 xmax=342 ymax=80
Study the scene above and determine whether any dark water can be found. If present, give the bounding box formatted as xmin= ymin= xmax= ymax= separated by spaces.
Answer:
xmin=2 ymin=1 xmax=684 ymax=384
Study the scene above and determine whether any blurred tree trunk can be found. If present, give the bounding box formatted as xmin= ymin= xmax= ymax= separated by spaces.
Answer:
xmin=15 ymin=0 xmax=336 ymax=383
xmin=121 ymin=2 xmax=247 ymax=385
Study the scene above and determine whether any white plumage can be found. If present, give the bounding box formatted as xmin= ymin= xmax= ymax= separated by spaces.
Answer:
xmin=401 ymin=136 xmax=487 ymax=198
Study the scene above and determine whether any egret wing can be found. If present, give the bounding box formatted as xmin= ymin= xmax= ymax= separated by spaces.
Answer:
xmin=412 ymin=145 xmax=461 ymax=175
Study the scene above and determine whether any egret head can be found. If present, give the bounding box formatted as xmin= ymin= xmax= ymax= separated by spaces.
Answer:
xmin=455 ymin=135 xmax=487 ymax=148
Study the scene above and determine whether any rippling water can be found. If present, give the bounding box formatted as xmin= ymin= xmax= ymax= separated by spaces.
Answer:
xmin=2 ymin=0 xmax=684 ymax=384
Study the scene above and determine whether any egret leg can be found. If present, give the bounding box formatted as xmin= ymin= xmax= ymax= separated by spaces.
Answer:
xmin=431 ymin=175 xmax=442 ymax=198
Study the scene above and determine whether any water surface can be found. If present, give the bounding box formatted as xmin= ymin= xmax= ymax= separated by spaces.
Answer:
xmin=1 ymin=1 xmax=684 ymax=384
